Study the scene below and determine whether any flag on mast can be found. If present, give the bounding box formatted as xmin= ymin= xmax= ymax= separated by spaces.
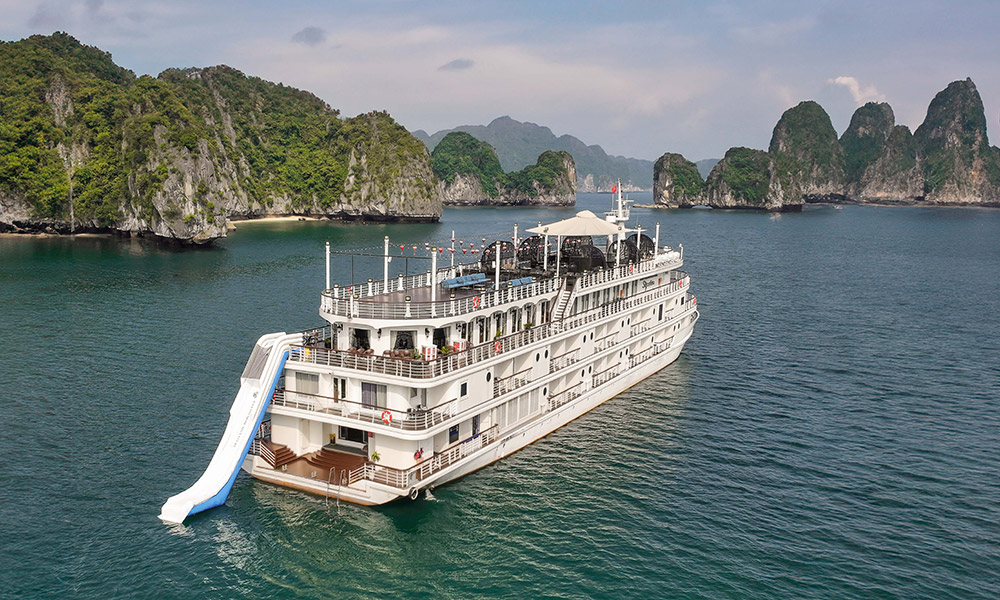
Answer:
xmin=611 ymin=184 xmax=617 ymax=193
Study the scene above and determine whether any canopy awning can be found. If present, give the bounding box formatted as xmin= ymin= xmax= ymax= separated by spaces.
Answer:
xmin=526 ymin=210 xmax=632 ymax=237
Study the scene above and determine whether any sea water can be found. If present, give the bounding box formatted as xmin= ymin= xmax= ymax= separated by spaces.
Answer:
xmin=1 ymin=195 xmax=997 ymax=599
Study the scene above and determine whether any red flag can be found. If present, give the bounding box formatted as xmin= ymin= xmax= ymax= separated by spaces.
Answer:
xmin=612 ymin=185 xmax=617 ymax=193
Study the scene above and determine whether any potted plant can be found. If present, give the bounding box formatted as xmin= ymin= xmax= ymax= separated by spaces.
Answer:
xmin=370 ymin=451 xmax=381 ymax=463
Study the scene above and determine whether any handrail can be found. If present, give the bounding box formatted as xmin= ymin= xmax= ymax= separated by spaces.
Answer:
xmin=320 ymin=251 xmax=683 ymax=321
xmin=291 ymin=273 xmax=692 ymax=380
xmin=272 ymin=389 xmax=459 ymax=431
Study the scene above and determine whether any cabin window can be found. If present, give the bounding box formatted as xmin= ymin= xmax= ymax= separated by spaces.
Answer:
xmin=361 ymin=382 xmax=386 ymax=409
xmin=460 ymin=382 xmax=468 ymax=397
xmin=658 ymin=304 xmax=664 ymax=322
xmin=449 ymin=425 xmax=459 ymax=444
xmin=295 ymin=372 xmax=319 ymax=395
xmin=472 ymin=415 xmax=480 ymax=436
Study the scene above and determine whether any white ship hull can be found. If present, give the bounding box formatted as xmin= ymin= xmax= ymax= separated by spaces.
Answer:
xmin=244 ymin=315 xmax=696 ymax=505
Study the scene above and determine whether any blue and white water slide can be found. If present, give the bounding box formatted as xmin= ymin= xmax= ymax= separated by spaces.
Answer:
xmin=159 ymin=332 xmax=299 ymax=524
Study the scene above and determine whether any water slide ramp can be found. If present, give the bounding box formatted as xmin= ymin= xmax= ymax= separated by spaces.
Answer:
xmin=159 ymin=332 xmax=298 ymax=524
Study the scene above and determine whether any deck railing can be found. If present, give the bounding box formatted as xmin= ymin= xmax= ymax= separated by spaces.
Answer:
xmin=272 ymin=389 xmax=460 ymax=431
xmin=320 ymin=249 xmax=682 ymax=321
xmin=321 ymin=275 xmax=561 ymax=320
xmin=575 ymin=250 xmax=682 ymax=291
xmin=291 ymin=273 xmax=691 ymax=379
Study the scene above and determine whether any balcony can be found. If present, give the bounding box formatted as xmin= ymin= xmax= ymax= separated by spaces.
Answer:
xmin=292 ymin=272 xmax=692 ymax=380
xmin=272 ymin=389 xmax=458 ymax=431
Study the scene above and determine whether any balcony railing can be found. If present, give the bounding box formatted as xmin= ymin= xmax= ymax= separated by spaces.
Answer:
xmin=575 ymin=249 xmax=682 ymax=291
xmin=321 ymin=276 xmax=561 ymax=321
xmin=291 ymin=273 xmax=691 ymax=380
xmin=272 ymin=389 xmax=459 ymax=431
xmin=320 ymin=248 xmax=682 ymax=321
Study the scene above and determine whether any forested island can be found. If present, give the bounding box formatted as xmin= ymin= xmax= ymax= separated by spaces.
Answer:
xmin=0 ymin=33 xmax=442 ymax=244
xmin=654 ymin=79 xmax=1000 ymax=211
xmin=430 ymin=132 xmax=576 ymax=206
xmin=415 ymin=117 xmax=649 ymax=193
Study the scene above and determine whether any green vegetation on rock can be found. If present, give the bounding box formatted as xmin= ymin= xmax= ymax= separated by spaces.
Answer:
xmin=431 ymin=132 xmax=504 ymax=197
xmin=769 ymin=100 xmax=845 ymax=197
xmin=914 ymin=78 xmax=995 ymax=194
xmin=710 ymin=147 xmax=771 ymax=205
xmin=839 ymin=102 xmax=895 ymax=182
xmin=0 ymin=33 xmax=440 ymax=241
xmin=504 ymin=150 xmax=574 ymax=195
xmin=653 ymin=153 xmax=705 ymax=202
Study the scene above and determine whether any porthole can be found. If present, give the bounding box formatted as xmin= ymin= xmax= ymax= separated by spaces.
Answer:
xmin=486 ymin=372 xmax=492 ymax=382
xmin=535 ymin=352 xmax=540 ymax=362
xmin=542 ymin=387 xmax=548 ymax=396
xmin=581 ymin=370 xmax=585 ymax=377
xmin=545 ymin=350 xmax=549 ymax=359
xmin=588 ymin=366 xmax=593 ymax=374
xmin=625 ymin=348 xmax=629 ymax=355
xmin=590 ymin=332 xmax=594 ymax=341
xmin=619 ymin=351 xmax=623 ymax=358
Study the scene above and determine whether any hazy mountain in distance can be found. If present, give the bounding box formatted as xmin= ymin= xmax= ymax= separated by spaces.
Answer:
xmin=413 ymin=116 xmax=653 ymax=192
xmin=695 ymin=159 xmax=720 ymax=179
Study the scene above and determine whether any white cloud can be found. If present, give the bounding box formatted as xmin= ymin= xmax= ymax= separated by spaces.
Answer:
xmin=828 ymin=76 xmax=885 ymax=105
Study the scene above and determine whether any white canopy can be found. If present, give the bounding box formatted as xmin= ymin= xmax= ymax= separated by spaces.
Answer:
xmin=526 ymin=210 xmax=631 ymax=237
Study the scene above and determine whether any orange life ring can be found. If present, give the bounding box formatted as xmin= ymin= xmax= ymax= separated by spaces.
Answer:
xmin=473 ymin=296 xmax=481 ymax=308
xmin=679 ymin=280 xmax=684 ymax=287
xmin=494 ymin=341 xmax=502 ymax=353
xmin=381 ymin=410 xmax=392 ymax=424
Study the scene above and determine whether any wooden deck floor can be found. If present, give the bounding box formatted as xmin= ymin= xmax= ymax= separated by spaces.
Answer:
xmin=275 ymin=446 xmax=367 ymax=483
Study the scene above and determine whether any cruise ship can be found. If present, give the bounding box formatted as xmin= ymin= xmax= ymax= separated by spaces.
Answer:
xmin=159 ymin=190 xmax=698 ymax=523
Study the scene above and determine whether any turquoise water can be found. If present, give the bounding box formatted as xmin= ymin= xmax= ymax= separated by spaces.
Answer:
xmin=1 ymin=195 xmax=998 ymax=599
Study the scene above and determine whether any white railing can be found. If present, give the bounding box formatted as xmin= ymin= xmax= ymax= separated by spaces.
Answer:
xmin=291 ymin=273 xmax=691 ymax=380
xmin=272 ymin=389 xmax=459 ymax=431
xmin=320 ymin=248 xmax=682 ymax=321
xmin=549 ymin=348 xmax=580 ymax=373
xmin=321 ymin=275 xmax=561 ymax=320
xmin=575 ymin=251 xmax=682 ymax=291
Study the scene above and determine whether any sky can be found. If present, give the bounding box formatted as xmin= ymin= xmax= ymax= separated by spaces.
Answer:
xmin=2 ymin=0 xmax=999 ymax=161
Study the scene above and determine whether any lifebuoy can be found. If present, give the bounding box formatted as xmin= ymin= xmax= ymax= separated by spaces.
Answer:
xmin=628 ymin=264 xmax=634 ymax=274
xmin=409 ymin=487 xmax=419 ymax=500
xmin=381 ymin=410 xmax=392 ymax=424
xmin=494 ymin=341 xmax=502 ymax=353
xmin=473 ymin=296 xmax=481 ymax=308
xmin=679 ymin=280 xmax=684 ymax=287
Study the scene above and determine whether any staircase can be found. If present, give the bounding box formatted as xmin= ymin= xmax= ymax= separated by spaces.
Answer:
xmin=304 ymin=447 xmax=367 ymax=475
xmin=550 ymin=277 xmax=576 ymax=322
xmin=261 ymin=440 xmax=296 ymax=468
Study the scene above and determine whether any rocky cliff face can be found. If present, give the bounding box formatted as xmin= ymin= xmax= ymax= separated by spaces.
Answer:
xmin=432 ymin=133 xmax=576 ymax=206
xmin=652 ymin=153 xmax=705 ymax=207
xmin=651 ymin=78 xmax=1000 ymax=211
xmin=0 ymin=34 xmax=442 ymax=243
xmin=705 ymin=147 xmax=793 ymax=211
xmin=769 ymin=101 xmax=845 ymax=201
xmin=839 ymin=103 xmax=923 ymax=203
xmin=914 ymin=78 xmax=999 ymax=204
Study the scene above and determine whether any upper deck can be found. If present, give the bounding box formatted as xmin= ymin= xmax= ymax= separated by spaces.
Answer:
xmin=320 ymin=247 xmax=684 ymax=322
